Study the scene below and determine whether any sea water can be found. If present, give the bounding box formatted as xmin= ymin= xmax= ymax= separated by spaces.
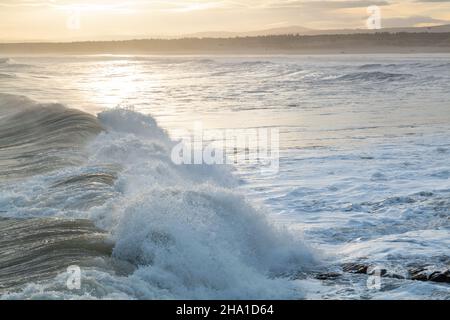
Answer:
xmin=0 ymin=55 xmax=449 ymax=299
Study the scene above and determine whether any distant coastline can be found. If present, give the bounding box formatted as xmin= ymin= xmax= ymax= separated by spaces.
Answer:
xmin=1 ymin=33 xmax=450 ymax=55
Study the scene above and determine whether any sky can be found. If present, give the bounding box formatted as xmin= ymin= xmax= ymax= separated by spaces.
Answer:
xmin=1 ymin=0 xmax=450 ymax=41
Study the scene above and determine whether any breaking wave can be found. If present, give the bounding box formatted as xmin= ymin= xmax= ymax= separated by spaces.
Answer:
xmin=0 ymin=94 xmax=315 ymax=299
xmin=336 ymin=71 xmax=413 ymax=82
xmin=0 ymin=58 xmax=12 ymax=65
xmin=0 ymin=73 xmax=15 ymax=79
xmin=358 ymin=62 xmax=450 ymax=70
xmin=0 ymin=94 xmax=102 ymax=179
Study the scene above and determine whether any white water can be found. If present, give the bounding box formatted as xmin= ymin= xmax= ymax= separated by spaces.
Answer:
xmin=0 ymin=55 xmax=449 ymax=299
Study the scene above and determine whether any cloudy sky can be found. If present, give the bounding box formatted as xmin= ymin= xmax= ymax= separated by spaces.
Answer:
xmin=1 ymin=0 xmax=450 ymax=41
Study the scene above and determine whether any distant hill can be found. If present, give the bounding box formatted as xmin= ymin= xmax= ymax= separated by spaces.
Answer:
xmin=184 ymin=26 xmax=314 ymax=38
xmin=181 ymin=24 xmax=450 ymax=38
xmin=1 ymin=32 xmax=450 ymax=55
xmin=306 ymin=24 xmax=450 ymax=36
xmin=4 ymin=24 xmax=450 ymax=43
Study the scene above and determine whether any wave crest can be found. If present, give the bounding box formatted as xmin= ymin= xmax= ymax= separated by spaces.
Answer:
xmin=0 ymin=100 xmax=315 ymax=299
xmin=337 ymin=71 xmax=413 ymax=82
xmin=0 ymin=94 xmax=103 ymax=179
xmin=0 ymin=58 xmax=12 ymax=65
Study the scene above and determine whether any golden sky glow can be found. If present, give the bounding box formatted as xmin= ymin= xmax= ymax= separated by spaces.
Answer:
xmin=1 ymin=0 xmax=450 ymax=41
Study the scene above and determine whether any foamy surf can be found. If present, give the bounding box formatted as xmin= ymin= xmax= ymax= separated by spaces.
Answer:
xmin=0 ymin=94 xmax=315 ymax=299
xmin=1 ymin=55 xmax=449 ymax=300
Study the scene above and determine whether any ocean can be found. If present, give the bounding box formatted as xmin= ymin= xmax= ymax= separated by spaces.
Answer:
xmin=0 ymin=54 xmax=449 ymax=299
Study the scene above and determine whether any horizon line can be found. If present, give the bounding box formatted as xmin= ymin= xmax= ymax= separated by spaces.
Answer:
xmin=2 ymin=23 xmax=450 ymax=44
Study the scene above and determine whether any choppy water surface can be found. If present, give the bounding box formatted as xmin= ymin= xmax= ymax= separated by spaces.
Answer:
xmin=0 ymin=55 xmax=449 ymax=299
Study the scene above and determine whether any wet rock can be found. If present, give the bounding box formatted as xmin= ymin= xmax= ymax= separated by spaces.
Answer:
xmin=411 ymin=268 xmax=450 ymax=283
xmin=409 ymin=267 xmax=429 ymax=281
xmin=342 ymin=263 xmax=450 ymax=284
xmin=390 ymin=273 xmax=406 ymax=280
xmin=342 ymin=263 xmax=369 ymax=274
xmin=433 ymin=271 xmax=449 ymax=282
xmin=315 ymin=272 xmax=342 ymax=280
xmin=429 ymin=271 xmax=450 ymax=283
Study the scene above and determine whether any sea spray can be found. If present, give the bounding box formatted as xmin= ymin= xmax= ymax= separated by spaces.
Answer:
xmin=0 ymin=98 xmax=315 ymax=299
xmin=90 ymin=109 xmax=316 ymax=298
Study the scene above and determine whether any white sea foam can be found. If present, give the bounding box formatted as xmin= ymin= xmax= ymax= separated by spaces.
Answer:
xmin=1 ymin=55 xmax=450 ymax=299
xmin=0 ymin=103 xmax=315 ymax=299
xmin=90 ymin=109 xmax=314 ymax=299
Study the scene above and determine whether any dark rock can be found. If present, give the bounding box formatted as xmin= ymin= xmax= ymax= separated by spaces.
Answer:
xmin=409 ymin=267 xmax=450 ymax=283
xmin=410 ymin=268 xmax=429 ymax=281
xmin=341 ymin=262 xmax=450 ymax=284
xmin=315 ymin=272 xmax=342 ymax=280
xmin=390 ymin=273 xmax=406 ymax=280
xmin=342 ymin=263 xmax=369 ymax=274
xmin=428 ymin=270 xmax=450 ymax=283
xmin=411 ymin=273 xmax=429 ymax=281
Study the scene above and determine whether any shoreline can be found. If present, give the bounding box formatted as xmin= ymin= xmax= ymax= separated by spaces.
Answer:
xmin=1 ymin=33 xmax=450 ymax=55
xmin=1 ymin=48 xmax=450 ymax=56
